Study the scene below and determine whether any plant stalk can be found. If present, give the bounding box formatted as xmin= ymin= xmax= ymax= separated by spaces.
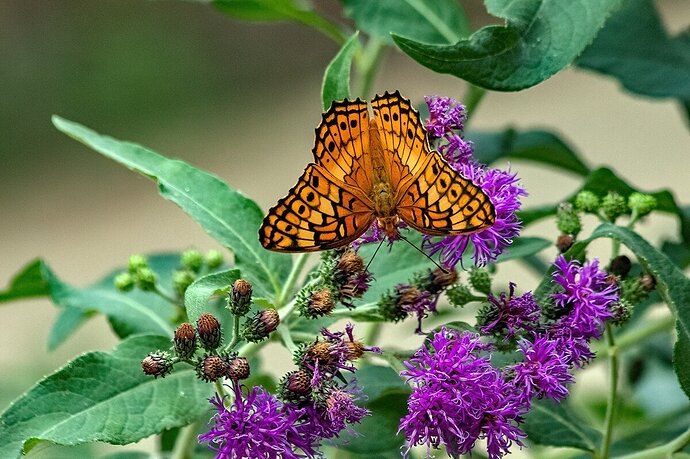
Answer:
xmin=600 ymin=322 xmax=619 ymax=458
xmin=170 ymin=421 xmax=198 ymax=459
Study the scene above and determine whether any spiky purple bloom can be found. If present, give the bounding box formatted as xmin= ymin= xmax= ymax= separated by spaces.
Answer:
xmin=399 ymin=328 xmax=527 ymax=458
xmin=509 ymin=336 xmax=574 ymax=402
xmin=425 ymin=96 xmax=474 ymax=165
xmin=547 ymin=326 xmax=596 ymax=369
xmin=424 ymin=162 xmax=526 ymax=268
xmin=199 ymin=382 xmax=317 ymax=458
xmin=552 ymin=256 xmax=618 ymax=340
xmin=482 ymin=283 xmax=541 ymax=338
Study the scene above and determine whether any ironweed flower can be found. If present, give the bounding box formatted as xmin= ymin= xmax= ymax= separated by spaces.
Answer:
xmin=199 ymin=382 xmax=317 ymax=458
xmin=509 ymin=336 xmax=574 ymax=402
xmin=480 ymin=283 xmax=540 ymax=339
xmin=399 ymin=328 xmax=527 ymax=458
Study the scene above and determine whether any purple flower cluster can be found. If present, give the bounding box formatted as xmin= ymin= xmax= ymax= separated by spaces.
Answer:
xmin=399 ymin=256 xmax=618 ymax=458
xmin=422 ymin=96 xmax=526 ymax=268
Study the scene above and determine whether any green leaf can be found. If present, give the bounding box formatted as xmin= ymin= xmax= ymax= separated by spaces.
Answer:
xmin=213 ymin=0 xmax=346 ymax=44
xmin=46 ymin=307 xmax=93 ymax=351
xmin=577 ymin=0 xmax=690 ymax=102
xmin=0 ymin=335 xmax=212 ymax=457
xmin=52 ymin=116 xmax=292 ymax=297
xmin=0 ymin=259 xmax=51 ymax=302
xmin=469 ymin=128 xmax=590 ymax=176
xmin=322 ymin=32 xmax=360 ymax=110
xmin=185 ymin=269 xmax=241 ymax=324
xmin=340 ymin=0 xmax=470 ymax=44
xmin=498 ymin=236 xmax=551 ymax=261
xmin=353 ymin=365 xmax=408 ymax=401
xmin=523 ymin=400 xmax=602 ymax=450
xmin=392 ymin=0 xmax=622 ymax=91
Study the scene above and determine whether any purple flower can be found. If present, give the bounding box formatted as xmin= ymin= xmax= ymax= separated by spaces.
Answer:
xmin=399 ymin=328 xmax=527 ymax=458
xmin=352 ymin=220 xmax=406 ymax=249
xmin=199 ymin=382 xmax=317 ymax=458
xmin=509 ymin=336 xmax=574 ymax=402
xmin=547 ymin=326 xmax=596 ymax=368
xmin=395 ymin=283 xmax=437 ymax=334
xmin=481 ymin=283 xmax=540 ymax=339
xmin=424 ymin=162 xmax=526 ymax=268
xmin=425 ymin=96 xmax=467 ymax=138
xmin=552 ymin=256 xmax=618 ymax=340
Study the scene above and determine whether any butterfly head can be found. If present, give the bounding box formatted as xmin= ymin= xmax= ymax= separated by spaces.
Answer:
xmin=377 ymin=215 xmax=401 ymax=240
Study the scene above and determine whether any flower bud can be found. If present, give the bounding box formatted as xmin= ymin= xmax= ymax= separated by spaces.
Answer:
xmin=173 ymin=270 xmax=195 ymax=297
xmin=421 ymin=267 xmax=458 ymax=294
xmin=173 ymin=322 xmax=197 ymax=359
xmin=609 ymin=255 xmax=632 ymax=278
xmin=279 ymin=369 xmax=312 ymax=404
xmin=181 ymin=250 xmax=203 ymax=274
xmin=225 ymin=356 xmax=250 ymax=380
xmin=556 ymin=203 xmax=582 ymax=236
xmin=640 ymin=273 xmax=656 ymax=292
xmin=574 ymin=191 xmax=600 ymax=213
xmin=228 ymin=279 xmax=253 ymax=316
xmin=128 ymin=254 xmax=148 ymax=273
xmin=197 ymin=313 xmax=222 ymax=350
xmin=339 ymin=271 xmax=372 ymax=304
xmin=446 ymin=284 xmax=473 ymax=308
xmin=337 ymin=251 xmax=365 ymax=276
xmin=142 ymin=351 xmax=173 ymax=378
xmin=609 ymin=300 xmax=633 ymax=326
xmin=555 ymin=234 xmax=575 ymax=253
xmin=205 ymin=249 xmax=224 ymax=269
xmin=601 ymin=192 xmax=628 ymax=222
xmin=196 ymin=354 xmax=227 ymax=382
xmin=628 ymin=192 xmax=657 ymax=217
xmin=377 ymin=290 xmax=408 ymax=322
xmin=242 ymin=308 xmax=280 ymax=343
xmin=304 ymin=288 xmax=335 ymax=318
xmin=468 ymin=268 xmax=492 ymax=295
xmin=135 ymin=267 xmax=157 ymax=291
xmin=305 ymin=341 xmax=338 ymax=366
xmin=114 ymin=272 xmax=135 ymax=292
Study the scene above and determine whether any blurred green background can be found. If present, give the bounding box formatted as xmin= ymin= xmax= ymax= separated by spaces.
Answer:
xmin=1 ymin=0 xmax=688 ymax=455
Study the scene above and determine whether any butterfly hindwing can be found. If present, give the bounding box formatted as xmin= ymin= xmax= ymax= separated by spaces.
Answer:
xmin=259 ymin=164 xmax=375 ymax=252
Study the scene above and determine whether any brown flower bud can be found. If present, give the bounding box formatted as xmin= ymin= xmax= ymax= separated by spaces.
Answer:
xmin=242 ymin=308 xmax=280 ymax=343
xmin=173 ymin=323 xmax=197 ymax=359
xmin=555 ymin=234 xmax=575 ymax=253
xmin=285 ymin=370 xmax=312 ymax=396
xmin=141 ymin=351 xmax=173 ymax=378
xmin=305 ymin=341 xmax=338 ymax=366
xmin=197 ymin=313 xmax=222 ymax=350
xmin=337 ymin=251 xmax=365 ymax=276
xmin=640 ymin=273 xmax=656 ymax=292
xmin=306 ymin=288 xmax=335 ymax=318
xmin=397 ymin=286 xmax=422 ymax=307
xmin=197 ymin=355 xmax=227 ymax=382
xmin=346 ymin=340 xmax=366 ymax=361
xmin=427 ymin=267 xmax=458 ymax=294
xmin=609 ymin=255 xmax=632 ymax=278
xmin=229 ymin=279 xmax=253 ymax=316
xmin=226 ymin=356 xmax=251 ymax=380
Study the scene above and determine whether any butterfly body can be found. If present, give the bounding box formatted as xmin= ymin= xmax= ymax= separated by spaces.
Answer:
xmin=259 ymin=91 xmax=495 ymax=252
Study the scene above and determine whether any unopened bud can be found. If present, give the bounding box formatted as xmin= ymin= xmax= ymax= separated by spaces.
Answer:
xmin=225 ymin=356 xmax=250 ymax=380
xmin=196 ymin=355 xmax=227 ymax=382
xmin=377 ymin=290 xmax=408 ymax=322
xmin=142 ymin=351 xmax=173 ymax=378
xmin=128 ymin=254 xmax=148 ymax=273
xmin=279 ymin=369 xmax=312 ymax=403
xmin=135 ymin=267 xmax=157 ymax=291
xmin=628 ymin=192 xmax=657 ymax=217
xmin=337 ymin=251 xmax=365 ymax=276
xmin=205 ymin=250 xmax=224 ymax=269
xmin=173 ymin=323 xmax=197 ymax=359
xmin=426 ymin=267 xmax=458 ymax=294
xmin=609 ymin=300 xmax=633 ymax=326
xmin=228 ymin=279 xmax=253 ymax=316
xmin=242 ymin=308 xmax=280 ymax=343
xmin=305 ymin=288 xmax=335 ymax=318
xmin=609 ymin=255 xmax=632 ymax=278
xmin=468 ymin=268 xmax=492 ymax=295
xmin=181 ymin=250 xmax=203 ymax=274
xmin=574 ymin=191 xmax=600 ymax=213
xmin=173 ymin=270 xmax=195 ymax=297
xmin=555 ymin=234 xmax=575 ymax=253
xmin=446 ymin=284 xmax=474 ymax=308
xmin=556 ymin=203 xmax=582 ymax=236
xmin=601 ymin=192 xmax=628 ymax=222
xmin=114 ymin=272 xmax=135 ymax=292
xmin=640 ymin=273 xmax=656 ymax=292
xmin=197 ymin=313 xmax=222 ymax=350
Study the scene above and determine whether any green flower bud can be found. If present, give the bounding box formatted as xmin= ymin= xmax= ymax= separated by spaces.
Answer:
xmin=128 ymin=254 xmax=148 ymax=273
xmin=468 ymin=268 xmax=492 ymax=295
xmin=205 ymin=249 xmax=224 ymax=269
xmin=135 ymin=267 xmax=157 ymax=291
xmin=141 ymin=351 xmax=173 ymax=378
xmin=377 ymin=289 xmax=408 ymax=323
xmin=601 ymin=192 xmax=628 ymax=222
xmin=574 ymin=190 xmax=600 ymax=213
xmin=114 ymin=272 xmax=135 ymax=292
xmin=628 ymin=192 xmax=657 ymax=217
xmin=609 ymin=299 xmax=633 ymax=326
xmin=181 ymin=249 xmax=203 ymax=274
xmin=173 ymin=270 xmax=195 ymax=297
xmin=446 ymin=284 xmax=473 ymax=308
xmin=620 ymin=278 xmax=649 ymax=305
xmin=556 ymin=203 xmax=582 ymax=236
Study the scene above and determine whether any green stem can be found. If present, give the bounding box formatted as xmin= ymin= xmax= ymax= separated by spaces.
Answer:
xmin=364 ymin=321 xmax=382 ymax=345
xmin=153 ymin=285 xmax=178 ymax=305
xmin=330 ymin=303 xmax=379 ymax=317
xmin=170 ymin=421 xmax=198 ymax=459
xmin=463 ymin=84 xmax=487 ymax=122
xmin=600 ymin=323 xmax=619 ymax=458
xmin=214 ymin=379 xmax=227 ymax=399
xmin=227 ymin=314 xmax=242 ymax=351
xmin=276 ymin=253 xmax=310 ymax=308
xmin=356 ymin=37 xmax=387 ymax=98
xmin=278 ymin=322 xmax=298 ymax=354
xmin=594 ymin=314 xmax=674 ymax=357
xmin=614 ymin=425 xmax=690 ymax=459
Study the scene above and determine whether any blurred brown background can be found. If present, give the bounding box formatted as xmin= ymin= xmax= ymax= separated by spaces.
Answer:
xmin=1 ymin=0 xmax=688 ymax=455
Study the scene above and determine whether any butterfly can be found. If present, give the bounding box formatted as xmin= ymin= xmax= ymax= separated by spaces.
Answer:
xmin=259 ymin=90 xmax=495 ymax=252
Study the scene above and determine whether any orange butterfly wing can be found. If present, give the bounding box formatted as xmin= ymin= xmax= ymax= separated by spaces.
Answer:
xmin=371 ymin=91 xmax=495 ymax=235
xmin=259 ymin=100 xmax=375 ymax=252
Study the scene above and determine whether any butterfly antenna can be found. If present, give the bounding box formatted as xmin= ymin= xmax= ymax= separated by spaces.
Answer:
xmin=364 ymin=238 xmax=386 ymax=272
xmin=399 ymin=234 xmax=449 ymax=274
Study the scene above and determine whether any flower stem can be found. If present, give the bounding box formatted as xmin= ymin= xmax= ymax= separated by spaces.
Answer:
xmin=614 ymin=425 xmax=690 ymax=459
xmin=154 ymin=285 xmax=179 ymax=305
xmin=170 ymin=421 xmax=198 ymax=459
xmin=276 ymin=253 xmax=310 ymax=308
xmin=227 ymin=314 xmax=242 ymax=351
xmin=594 ymin=314 xmax=674 ymax=357
xmin=364 ymin=321 xmax=382 ymax=345
xmin=600 ymin=322 xmax=619 ymax=458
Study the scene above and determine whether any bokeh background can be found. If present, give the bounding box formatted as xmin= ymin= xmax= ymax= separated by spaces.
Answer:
xmin=1 ymin=0 xmax=688 ymax=455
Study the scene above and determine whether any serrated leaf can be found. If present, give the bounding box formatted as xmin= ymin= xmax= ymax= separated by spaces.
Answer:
xmin=392 ymin=0 xmax=622 ymax=91
xmin=340 ymin=0 xmax=470 ymax=44
xmin=469 ymin=128 xmax=590 ymax=176
xmin=577 ymin=0 xmax=690 ymax=102
xmin=523 ymin=400 xmax=602 ymax=450
xmin=0 ymin=335 xmax=212 ymax=458
xmin=0 ymin=259 xmax=51 ymax=302
xmin=52 ymin=116 xmax=292 ymax=297
xmin=322 ymin=32 xmax=359 ymax=110
xmin=213 ymin=0 xmax=345 ymax=44
xmin=185 ymin=269 xmax=241 ymax=324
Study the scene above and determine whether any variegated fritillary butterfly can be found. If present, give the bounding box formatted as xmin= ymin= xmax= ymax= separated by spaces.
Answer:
xmin=259 ymin=91 xmax=495 ymax=252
